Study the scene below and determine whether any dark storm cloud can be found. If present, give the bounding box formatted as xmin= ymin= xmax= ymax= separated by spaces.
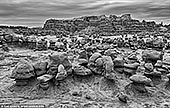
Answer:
xmin=0 ymin=0 xmax=169 ymax=27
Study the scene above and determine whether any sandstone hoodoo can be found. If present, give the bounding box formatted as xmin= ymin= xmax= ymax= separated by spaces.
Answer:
xmin=124 ymin=62 xmax=140 ymax=76
xmin=144 ymin=63 xmax=154 ymax=73
xmin=165 ymin=73 xmax=170 ymax=90
xmin=1 ymin=13 xmax=170 ymax=107
xmin=113 ymin=57 xmax=124 ymax=74
xmin=125 ymin=74 xmax=153 ymax=94
xmin=73 ymin=64 xmax=92 ymax=76
xmin=10 ymin=60 xmax=35 ymax=86
xmin=33 ymin=61 xmax=48 ymax=77
xmin=48 ymin=52 xmax=72 ymax=76
xmin=127 ymin=53 xmax=138 ymax=63
xmin=155 ymin=60 xmax=169 ymax=74
xmin=55 ymin=64 xmax=68 ymax=81
xmin=89 ymin=52 xmax=102 ymax=63
xmin=142 ymin=49 xmax=163 ymax=65
xmin=37 ymin=74 xmax=53 ymax=90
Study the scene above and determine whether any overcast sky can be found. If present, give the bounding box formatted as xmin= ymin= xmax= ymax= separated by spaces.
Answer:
xmin=0 ymin=0 xmax=169 ymax=27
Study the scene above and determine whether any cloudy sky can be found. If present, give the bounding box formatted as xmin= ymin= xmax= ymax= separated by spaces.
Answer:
xmin=0 ymin=0 xmax=169 ymax=27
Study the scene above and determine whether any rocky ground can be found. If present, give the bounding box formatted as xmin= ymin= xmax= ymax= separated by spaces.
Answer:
xmin=1 ymin=47 xmax=170 ymax=108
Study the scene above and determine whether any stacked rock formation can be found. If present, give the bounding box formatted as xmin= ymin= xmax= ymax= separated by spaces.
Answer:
xmin=10 ymin=60 xmax=35 ymax=86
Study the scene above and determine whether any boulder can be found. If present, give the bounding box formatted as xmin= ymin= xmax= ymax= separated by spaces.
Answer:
xmin=10 ymin=60 xmax=35 ymax=80
xmin=33 ymin=61 xmax=48 ymax=77
xmin=154 ymin=60 xmax=162 ymax=67
xmin=78 ymin=50 xmax=88 ymax=60
xmin=156 ymin=65 xmax=169 ymax=74
xmin=47 ymin=65 xmax=58 ymax=76
xmin=125 ymin=74 xmax=153 ymax=94
xmin=78 ymin=59 xmax=88 ymax=66
xmin=142 ymin=49 xmax=162 ymax=63
xmin=136 ymin=66 xmax=145 ymax=74
xmin=145 ymin=69 xmax=162 ymax=77
xmin=104 ymin=49 xmax=118 ymax=59
xmin=48 ymin=52 xmax=72 ymax=75
xmin=102 ymin=56 xmax=114 ymax=74
xmin=89 ymin=52 xmax=102 ymax=63
xmin=95 ymin=57 xmax=104 ymax=67
xmin=124 ymin=63 xmax=139 ymax=70
xmin=73 ymin=64 xmax=92 ymax=76
xmin=48 ymin=52 xmax=68 ymax=66
xmin=144 ymin=63 xmax=154 ymax=72
xmin=55 ymin=64 xmax=67 ymax=81
xmin=113 ymin=57 xmax=124 ymax=68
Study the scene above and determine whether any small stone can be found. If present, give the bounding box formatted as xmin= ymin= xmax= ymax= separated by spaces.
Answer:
xmin=117 ymin=92 xmax=128 ymax=103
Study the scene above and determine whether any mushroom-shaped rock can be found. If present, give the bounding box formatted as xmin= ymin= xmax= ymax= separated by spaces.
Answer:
xmin=124 ymin=63 xmax=140 ymax=75
xmin=142 ymin=49 xmax=162 ymax=64
xmin=113 ymin=57 xmax=124 ymax=73
xmin=156 ymin=65 xmax=169 ymax=74
xmin=145 ymin=69 xmax=162 ymax=77
xmin=129 ymin=74 xmax=152 ymax=86
xmin=10 ymin=60 xmax=35 ymax=86
xmin=33 ymin=61 xmax=48 ymax=77
xmin=125 ymin=74 xmax=153 ymax=94
xmin=144 ymin=63 xmax=154 ymax=72
xmin=48 ymin=52 xmax=68 ymax=66
xmin=73 ymin=64 xmax=92 ymax=76
xmin=55 ymin=64 xmax=67 ymax=81
xmin=136 ymin=65 xmax=146 ymax=74
xmin=89 ymin=52 xmax=102 ymax=63
xmin=77 ymin=59 xmax=88 ymax=66
xmin=154 ymin=60 xmax=162 ymax=68
xmin=144 ymin=69 xmax=162 ymax=85
xmin=78 ymin=50 xmax=88 ymax=60
xmin=48 ymin=52 xmax=72 ymax=75
xmin=47 ymin=65 xmax=58 ymax=76
xmin=113 ymin=57 xmax=124 ymax=68
xmin=104 ymin=49 xmax=118 ymax=59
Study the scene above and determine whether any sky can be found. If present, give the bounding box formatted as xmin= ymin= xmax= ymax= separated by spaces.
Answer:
xmin=0 ymin=0 xmax=169 ymax=27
